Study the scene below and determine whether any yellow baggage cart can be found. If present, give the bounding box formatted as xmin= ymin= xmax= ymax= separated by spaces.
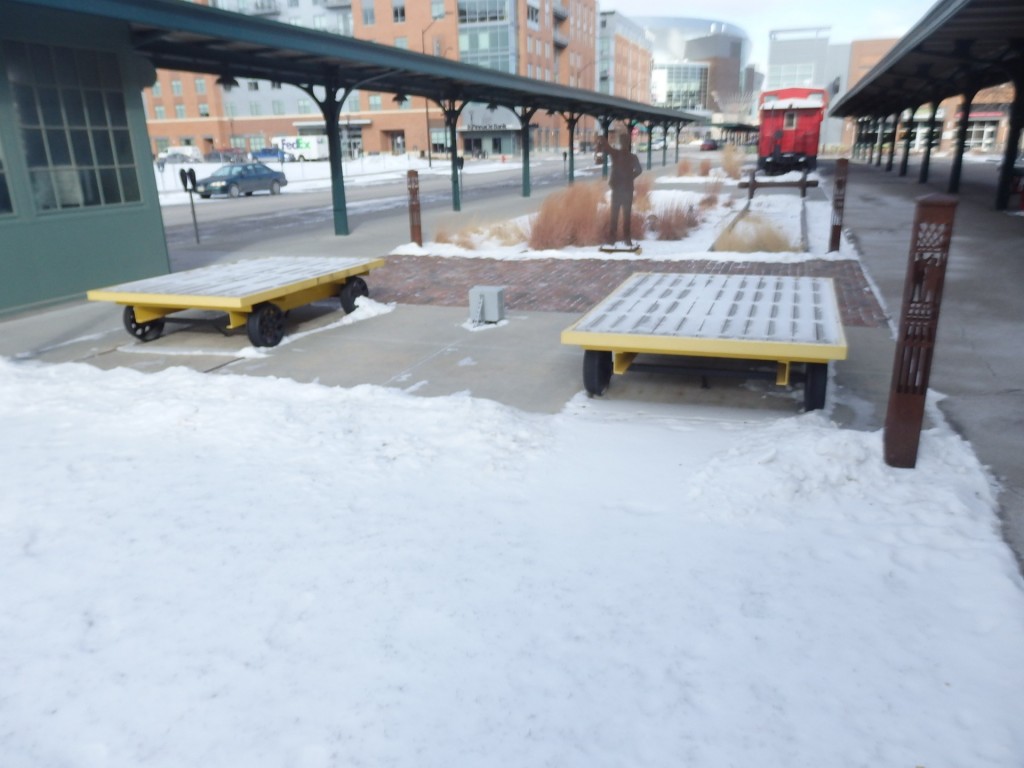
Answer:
xmin=88 ymin=255 xmax=385 ymax=347
xmin=561 ymin=272 xmax=848 ymax=410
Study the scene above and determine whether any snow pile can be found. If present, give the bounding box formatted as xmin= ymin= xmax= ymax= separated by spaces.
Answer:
xmin=2 ymin=359 xmax=1023 ymax=767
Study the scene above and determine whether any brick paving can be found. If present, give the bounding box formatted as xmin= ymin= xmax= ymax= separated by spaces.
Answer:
xmin=371 ymin=255 xmax=890 ymax=328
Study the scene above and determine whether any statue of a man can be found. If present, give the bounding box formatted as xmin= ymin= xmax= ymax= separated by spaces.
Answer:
xmin=596 ymin=132 xmax=643 ymax=247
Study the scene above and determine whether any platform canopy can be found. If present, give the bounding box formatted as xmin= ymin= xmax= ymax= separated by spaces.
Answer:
xmin=9 ymin=0 xmax=700 ymax=128
xmin=829 ymin=0 xmax=1023 ymax=117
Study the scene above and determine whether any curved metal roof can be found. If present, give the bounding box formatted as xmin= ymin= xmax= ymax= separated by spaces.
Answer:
xmin=830 ymin=0 xmax=1024 ymax=117
xmin=8 ymin=0 xmax=701 ymax=126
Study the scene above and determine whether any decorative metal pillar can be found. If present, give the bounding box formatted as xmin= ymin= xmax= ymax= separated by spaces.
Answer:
xmin=515 ymin=106 xmax=538 ymax=197
xmin=562 ymin=112 xmax=580 ymax=184
xmin=919 ymin=102 xmax=938 ymax=184
xmin=885 ymin=112 xmax=899 ymax=172
xmin=899 ymin=108 xmax=914 ymax=177
xmin=948 ymin=90 xmax=976 ymax=193
xmin=883 ymin=194 xmax=958 ymax=468
xmin=828 ymin=158 xmax=849 ymax=253
xmin=406 ymin=170 xmax=422 ymax=246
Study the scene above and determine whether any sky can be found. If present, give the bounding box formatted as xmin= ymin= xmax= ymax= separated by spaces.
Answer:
xmin=600 ymin=0 xmax=942 ymax=72
xmin=3 ymin=154 xmax=1024 ymax=766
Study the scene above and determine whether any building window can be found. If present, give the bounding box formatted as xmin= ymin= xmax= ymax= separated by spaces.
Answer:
xmin=248 ymin=80 xmax=260 ymax=91
xmin=249 ymin=102 xmax=262 ymax=116
xmin=4 ymin=42 xmax=141 ymax=211
xmin=784 ymin=112 xmax=797 ymax=130
xmin=431 ymin=0 xmax=444 ymax=19
xmin=171 ymin=79 xmax=182 ymax=96
xmin=458 ymin=0 xmax=507 ymax=22
xmin=392 ymin=0 xmax=405 ymax=22
xmin=198 ymin=103 xmax=210 ymax=117
xmin=362 ymin=1 xmax=375 ymax=25
xmin=394 ymin=36 xmax=408 ymax=49
xmin=526 ymin=3 xmax=540 ymax=27
xmin=154 ymin=105 xmax=166 ymax=119
xmin=288 ymin=0 xmax=298 ymax=6
xmin=314 ymin=14 xmax=327 ymax=29
xmin=226 ymin=102 xmax=238 ymax=117
xmin=152 ymin=81 xmax=162 ymax=97
xmin=272 ymin=100 xmax=284 ymax=115
xmin=195 ymin=77 xmax=207 ymax=94
xmin=346 ymin=91 xmax=361 ymax=111
xmin=368 ymin=94 xmax=382 ymax=111
xmin=298 ymin=98 xmax=313 ymax=114
xmin=175 ymin=104 xmax=186 ymax=118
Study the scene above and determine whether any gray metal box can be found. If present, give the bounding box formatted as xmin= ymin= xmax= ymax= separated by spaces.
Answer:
xmin=469 ymin=285 xmax=506 ymax=323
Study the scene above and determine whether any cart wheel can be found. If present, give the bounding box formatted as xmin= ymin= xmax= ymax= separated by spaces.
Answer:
xmin=803 ymin=362 xmax=828 ymax=411
xmin=246 ymin=302 xmax=285 ymax=347
xmin=583 ymin=350 xmax=613 ymax=397
xmin=122 ymin=306 xmax=165 ymax=342
xmin=339 ymin=276 xmax=368 ymax=314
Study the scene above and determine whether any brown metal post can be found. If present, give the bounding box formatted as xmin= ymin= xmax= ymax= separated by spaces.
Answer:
xmin=406 ymin=170 xmax=422 ymax=246
xmin=828 ymin=158 xmax=848 ymax=253
xmin=883 ymin=194 xmax=958 ymax=468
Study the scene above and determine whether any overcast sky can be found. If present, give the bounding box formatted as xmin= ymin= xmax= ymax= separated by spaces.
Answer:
xmin=600 ymin=0 xmax=941 ymax=72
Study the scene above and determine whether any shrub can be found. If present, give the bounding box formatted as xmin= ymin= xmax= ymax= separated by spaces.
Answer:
xmin=633 ymin=174 xmax=653 ymax=213
xmin=677 ymin=158 xmax=693 ymax=176
xmin=528 ymin=182 xmax=609 ymax=249
xmin=721 ymin=145 xmax=744 ymax=180
xmin=713 ymin=213 xmax=796 ymax=253
xmin=652 ymin=201 xmax=701 ymax=240
xmin=699 ymin=158 xmax=712 ymax=177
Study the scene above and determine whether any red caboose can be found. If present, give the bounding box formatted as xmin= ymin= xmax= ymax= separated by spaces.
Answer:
xmin=757 ymin=87 xmax=828 ymax=175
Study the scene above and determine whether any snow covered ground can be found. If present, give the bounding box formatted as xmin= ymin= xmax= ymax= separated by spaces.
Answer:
xmin=3 ymin=155 xmax=1024 ymax=767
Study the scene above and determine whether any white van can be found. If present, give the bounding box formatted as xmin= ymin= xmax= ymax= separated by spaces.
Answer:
xmin=272 ymin=135 xmax=329 ymax=161
xmin=157 ymin=145 xmax=204 ymax=162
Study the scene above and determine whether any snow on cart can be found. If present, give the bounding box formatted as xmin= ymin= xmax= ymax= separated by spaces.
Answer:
xmin=87 ymin=255 xmax=385 ymax=347
xmin=561 ymin=272 xmax=848 ymax=411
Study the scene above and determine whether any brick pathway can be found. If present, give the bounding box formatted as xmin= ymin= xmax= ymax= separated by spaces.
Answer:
xmin=371 ymin=255 xmax=890 ymax=328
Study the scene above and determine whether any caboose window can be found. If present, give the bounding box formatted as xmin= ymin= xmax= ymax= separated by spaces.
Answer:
xmin=784 ymin=111 xmax=797 ymax=130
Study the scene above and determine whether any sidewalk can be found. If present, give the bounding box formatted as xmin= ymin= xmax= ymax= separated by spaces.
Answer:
xmin=834 ymin=158 xmax=1024 ymax=570
xmin=2 ymin=155 xmax=1021 ymax=570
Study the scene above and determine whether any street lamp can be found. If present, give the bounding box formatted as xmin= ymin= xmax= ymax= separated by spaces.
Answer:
xmin=421 ymin=13 xmax=446 ymax=167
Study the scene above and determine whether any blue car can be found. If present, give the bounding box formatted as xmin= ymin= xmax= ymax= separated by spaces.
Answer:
xmin=251 ymin=147 xmax=295 ymax=163
xmin=194 ymin=162 xmax=288 ymax=198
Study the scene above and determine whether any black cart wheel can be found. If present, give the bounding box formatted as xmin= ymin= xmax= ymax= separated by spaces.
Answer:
xmin=803 ymin=362 xmax=828 ymax=411
xmin=246 ymin=302 xmax=285 ymax=347
xmin=583 ymin=350 xmax=613 ymax=397
xmin=339 ymin=276 xmax=369 ymax=314
xmin=122 ymin=306 xmax=165 ymax=342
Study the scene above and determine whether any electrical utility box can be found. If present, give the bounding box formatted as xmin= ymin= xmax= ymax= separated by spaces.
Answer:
xmin=469 ymin=285 xmax=507 ymax=323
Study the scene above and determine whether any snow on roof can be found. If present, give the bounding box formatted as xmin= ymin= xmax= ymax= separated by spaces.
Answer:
xmin=761 ymin=98 xmax=824 ymax=111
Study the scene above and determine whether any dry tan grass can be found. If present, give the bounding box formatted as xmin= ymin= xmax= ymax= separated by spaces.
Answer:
xmin=651 ymin=201 xmax=701 ymax=240
xmin=633 ymin=174 xmax=653 ymax=213
xmin=431 ymin=219 xmax=526 ymax=251
xmin=677 ymin=158 xmax=693 ymax=176
xmin=699 ymin=158 xmax=712 ymax=177
xmin=528 ymin=182 xmax=609 ymax=249
xmin=713 ymin=213 xmax=797 ymax=253
xmin=721 ymin=145 xmax=744 ymax=180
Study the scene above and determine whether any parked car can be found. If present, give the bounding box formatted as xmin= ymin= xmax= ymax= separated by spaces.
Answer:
xmin=251 ymin=147 xmax=295 ymax=163
xmin=158 ymin=152 xmax=192 ymax=164
xmin=699 ymin=139 xmax=719 ymax=151
xmin=194 ymin=162 xmax=287 ymax=198
xmin=204 ymin=149 xmax=245 ymax=163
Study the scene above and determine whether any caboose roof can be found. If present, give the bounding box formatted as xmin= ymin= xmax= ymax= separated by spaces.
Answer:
xmin=761 ymin=98 xmax=824 ymax=111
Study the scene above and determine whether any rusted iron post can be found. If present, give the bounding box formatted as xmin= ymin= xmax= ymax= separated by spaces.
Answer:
xmin=406 ymin=170 xmax=422 ymax=246
xmin=828 ymin=158 xmax=849 ymax=253
xmin=883 ymin=194 xmax=958 ymax=468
